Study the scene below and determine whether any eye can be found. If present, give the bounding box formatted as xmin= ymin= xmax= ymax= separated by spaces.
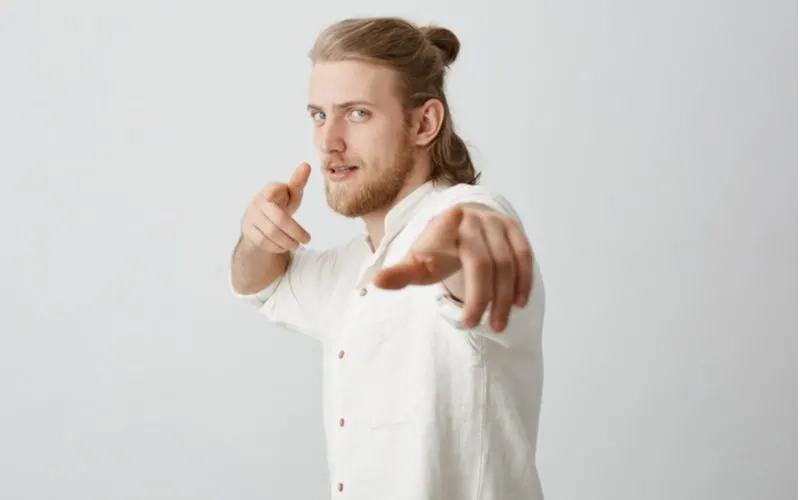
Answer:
xmin=311 ymin=111 xmax=326 ymax=121
xmin=349 ymin=108 xmax=370 ymax=120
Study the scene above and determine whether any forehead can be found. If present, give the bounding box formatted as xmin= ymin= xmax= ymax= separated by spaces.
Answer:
xmin=308 ymin=60 xmax=401 ymax=109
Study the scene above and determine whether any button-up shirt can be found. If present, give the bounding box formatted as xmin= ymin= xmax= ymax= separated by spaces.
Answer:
xmin=232 ymin=181 xmax=546 ymax=500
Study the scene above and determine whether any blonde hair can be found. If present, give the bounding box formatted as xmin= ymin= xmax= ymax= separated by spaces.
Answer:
xmin=309 ymin=17 xmax=481 ymax=186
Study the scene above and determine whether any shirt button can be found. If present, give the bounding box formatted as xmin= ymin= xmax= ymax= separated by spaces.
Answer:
xmin=338 ymin=350 xmax=345 ymax=359
xmin=339 ymin=417 xmax=345 ymax=427
xmin=337 ymin=482 xmax=344 ymax=492
xmin=359 ymin=288 xmax=367 ymax=296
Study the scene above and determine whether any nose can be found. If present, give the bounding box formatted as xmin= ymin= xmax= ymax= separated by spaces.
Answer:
xmin=318 ymin=119 xmax=346 ymax=155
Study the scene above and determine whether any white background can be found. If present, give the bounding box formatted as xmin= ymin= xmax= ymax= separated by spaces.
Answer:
xmin=0 ymin=1 xmax=796 ymax=499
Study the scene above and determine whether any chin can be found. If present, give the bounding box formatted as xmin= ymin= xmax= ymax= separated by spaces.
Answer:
xmin=325 ymin=190 xmax=380 ymax=218
xmin=324 ymin=165 xmax=410 ymax=217
xmin=327 ymin=199 xmax=367 ymax=218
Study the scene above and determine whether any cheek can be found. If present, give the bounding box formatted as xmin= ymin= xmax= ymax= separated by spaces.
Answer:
xmin=346 ymin=130 xmax=374 ymax=160
xmin=313 ymin=127 xmax=324 ymax=150
xmin=350 ymin=122 xmax=405 ymax=165
xmin=372 ymin=130 xmax=401 ymax=154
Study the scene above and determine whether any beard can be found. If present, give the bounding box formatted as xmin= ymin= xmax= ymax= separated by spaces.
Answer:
xmin=324 ymin=134 xmax=415 ymax=218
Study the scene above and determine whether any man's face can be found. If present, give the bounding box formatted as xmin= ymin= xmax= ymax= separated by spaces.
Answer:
xmin=308 ymin=60 xmax=415 ymax=217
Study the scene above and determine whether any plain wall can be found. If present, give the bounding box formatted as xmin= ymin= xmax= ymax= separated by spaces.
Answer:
xmin=0 ymin=0 xmax=796 ymax=499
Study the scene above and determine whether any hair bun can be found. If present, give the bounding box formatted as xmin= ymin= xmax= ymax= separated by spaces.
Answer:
xmin=420 ymin=25 xmax=460 ymax=66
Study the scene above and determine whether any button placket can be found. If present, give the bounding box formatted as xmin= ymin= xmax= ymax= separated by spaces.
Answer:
xmin=331 ymin=282 xmax=373 ymax=496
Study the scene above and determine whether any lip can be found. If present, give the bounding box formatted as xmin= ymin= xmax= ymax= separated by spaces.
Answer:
xmin=326 ymin=165 xmax=359 ymax=182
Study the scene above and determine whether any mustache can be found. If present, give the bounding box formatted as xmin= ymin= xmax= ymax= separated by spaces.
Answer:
xmin=323 ymin=157 xmax=361 ymax=168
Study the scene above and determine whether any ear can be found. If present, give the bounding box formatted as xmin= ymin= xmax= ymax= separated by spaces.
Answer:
xmin=411 ymin=98 xmax=445 ymax=147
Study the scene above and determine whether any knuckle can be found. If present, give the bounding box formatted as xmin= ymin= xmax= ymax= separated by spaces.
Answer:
xmin=486 ymin=212 xmax=506 ymax=224
xmin=463 ymin=214 xmax=482 ymax=230
xmin=467 ymin=256 xmax=490 ymax=273
xmin=498 ymin=256 xmax=514 ymax=272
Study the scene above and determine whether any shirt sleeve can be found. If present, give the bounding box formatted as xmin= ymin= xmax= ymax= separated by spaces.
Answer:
xmin=430 ymin=184 xmax=546 ymax=350
xmin=230 ymin=246 xmax=341 ymax=342
xmin=435 ymin=259 xmax=545 ymax=350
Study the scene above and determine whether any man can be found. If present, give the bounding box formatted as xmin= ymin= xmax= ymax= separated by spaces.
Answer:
xmin=230 ymin=17 xmax=546 ymax=500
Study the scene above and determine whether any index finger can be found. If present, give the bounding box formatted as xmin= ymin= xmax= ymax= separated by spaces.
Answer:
xmin=262 ymin=202 xmax=311 ymax=244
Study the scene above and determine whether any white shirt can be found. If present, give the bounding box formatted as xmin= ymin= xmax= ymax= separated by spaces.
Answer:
xmin=232 ymin=181 xmax=546 ymax=500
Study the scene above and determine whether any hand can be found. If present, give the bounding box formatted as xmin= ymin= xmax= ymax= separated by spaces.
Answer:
xmin=240 ymin=162 xmax=312 ymax=254
xmin=372 ymin=204 xmax=534 ymax=332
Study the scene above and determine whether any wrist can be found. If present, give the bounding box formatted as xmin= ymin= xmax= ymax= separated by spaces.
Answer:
xmin=442 ymin=271 xmax=465 ymax=303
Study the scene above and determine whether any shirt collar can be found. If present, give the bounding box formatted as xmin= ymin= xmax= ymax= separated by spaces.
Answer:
xmin=355 ymin=180 xmax=440 ymax=289
xmin=360 ymin=180 xmax=438 ymax=253
xmin=385 ymin=181 xmax=437 ymax=237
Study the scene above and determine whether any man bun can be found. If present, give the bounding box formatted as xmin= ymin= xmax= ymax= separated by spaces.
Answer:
xmin=419 ymin=25 xmax=460 ymax=66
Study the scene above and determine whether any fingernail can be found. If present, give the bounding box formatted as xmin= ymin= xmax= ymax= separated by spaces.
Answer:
xmin=517 ymin=294 xmax=528 ymax=307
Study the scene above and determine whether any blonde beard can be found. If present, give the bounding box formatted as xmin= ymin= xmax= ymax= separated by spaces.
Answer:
xmin=324 ymin=141 xmax=415 ymax=218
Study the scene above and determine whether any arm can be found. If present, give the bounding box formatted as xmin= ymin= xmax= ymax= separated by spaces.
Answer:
xmin=230 ymin=233 xmax=290 ymax=295
xmin=230 ymin=243 xmax=343 ymax=342
xmin=229 ymin=162 xmax=331 ymax=340
xmin=374 ymin=188 xmax=544 ymax=348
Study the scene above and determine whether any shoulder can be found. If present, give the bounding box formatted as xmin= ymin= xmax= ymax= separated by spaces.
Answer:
xmin=424 ymin=182 xmax=521 ymax=222
xmin=291 ymin=234 xmax=367 ymax=270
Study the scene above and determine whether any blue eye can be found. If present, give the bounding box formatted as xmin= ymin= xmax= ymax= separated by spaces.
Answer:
xmin=350 ymin=109 xmax=369 ymax=119
xmin=311 ymin=111 xmax=326 ymax=121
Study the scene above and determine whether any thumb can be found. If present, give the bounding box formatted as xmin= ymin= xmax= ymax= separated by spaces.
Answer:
xmin=288 ymin=162 xmax=311 ymax=194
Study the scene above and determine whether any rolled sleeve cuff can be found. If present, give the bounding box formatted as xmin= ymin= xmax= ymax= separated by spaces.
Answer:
xmin=435 ymin=279 xmax=542 ymax=351
xmin=229 ymin=269 xmax=282 ymax=308
xmin=435 ymin=284 xmax=492 ymax=330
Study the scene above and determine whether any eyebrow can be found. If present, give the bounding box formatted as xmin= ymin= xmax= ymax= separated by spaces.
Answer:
xmin=306 ymin=100 xmax=376 ymax=112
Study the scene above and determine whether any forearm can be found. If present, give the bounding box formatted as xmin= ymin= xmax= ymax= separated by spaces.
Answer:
xmin=230 ymin=235 xmax=291 ymax=294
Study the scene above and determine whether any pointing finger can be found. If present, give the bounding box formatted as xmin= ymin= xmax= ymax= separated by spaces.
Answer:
xmin=425 ymin=205 xmax=465 ymax=241
xmin=372 ymin=258 xmax=430 ymax=289
xmin=261 ymin=202 xmax=311 ymax=245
